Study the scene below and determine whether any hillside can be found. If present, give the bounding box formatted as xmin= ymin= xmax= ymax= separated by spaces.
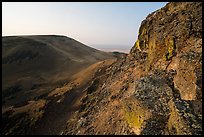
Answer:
xmin=2 ymin=35 xmax=119 ymax=135
xmin=2 ymin=35 xmax=116 ymax=107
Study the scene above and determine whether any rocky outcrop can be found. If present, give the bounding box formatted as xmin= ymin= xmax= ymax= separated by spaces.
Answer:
xmin=127 ymin=2 xmax=202 ymax=135
xmin=130 ymin=2 xmax=202 ymax=101
xmin=63 ymin=2 xmax=202 ymax=135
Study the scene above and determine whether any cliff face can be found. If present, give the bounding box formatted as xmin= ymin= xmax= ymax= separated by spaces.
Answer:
xmin=130 ymin=2 xmax=202 ymax=101
xmin=62 ymin=2 xmax=202 ymax=135
xmin=128 ymin=2 xmax=202 ymax=134
xmin=129 ymin=2 xmax=202 ymax=134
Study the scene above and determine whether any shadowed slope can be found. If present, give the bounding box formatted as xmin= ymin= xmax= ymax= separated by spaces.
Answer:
xmin=2 ymin=35 xmax=115 ymax=107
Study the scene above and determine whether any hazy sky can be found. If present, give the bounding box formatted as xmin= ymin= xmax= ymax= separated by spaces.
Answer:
xmin=2 ymin=2 xmax=167 ymax=52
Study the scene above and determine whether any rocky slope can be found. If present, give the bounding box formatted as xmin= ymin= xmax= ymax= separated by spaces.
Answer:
xmin=2 ymin=35 xmax=119 ymax=135
xmin=62 ymin=2 xmax=202 ymax=135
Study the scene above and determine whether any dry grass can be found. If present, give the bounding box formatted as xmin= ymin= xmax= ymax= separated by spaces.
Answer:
xmin=11 ymin=99 xmax=47 ymax=125
xmin=48 ymin=59 xmax=116 ymax=97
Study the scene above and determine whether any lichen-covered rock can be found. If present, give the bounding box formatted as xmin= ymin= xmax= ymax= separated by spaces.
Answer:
xmin=134 ymin=71 xmax=172 ymax=114
xmin=166 ymin=99 xmax=202 ymax=135
xmin=131 ymin=70 xmax=202 ymax=135
xmin=130 ymin=2 xmax=202 ymax=100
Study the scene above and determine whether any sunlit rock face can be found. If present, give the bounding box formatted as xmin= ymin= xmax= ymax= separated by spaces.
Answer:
xmin=130 ymin=2 xmax=202 ymax=101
